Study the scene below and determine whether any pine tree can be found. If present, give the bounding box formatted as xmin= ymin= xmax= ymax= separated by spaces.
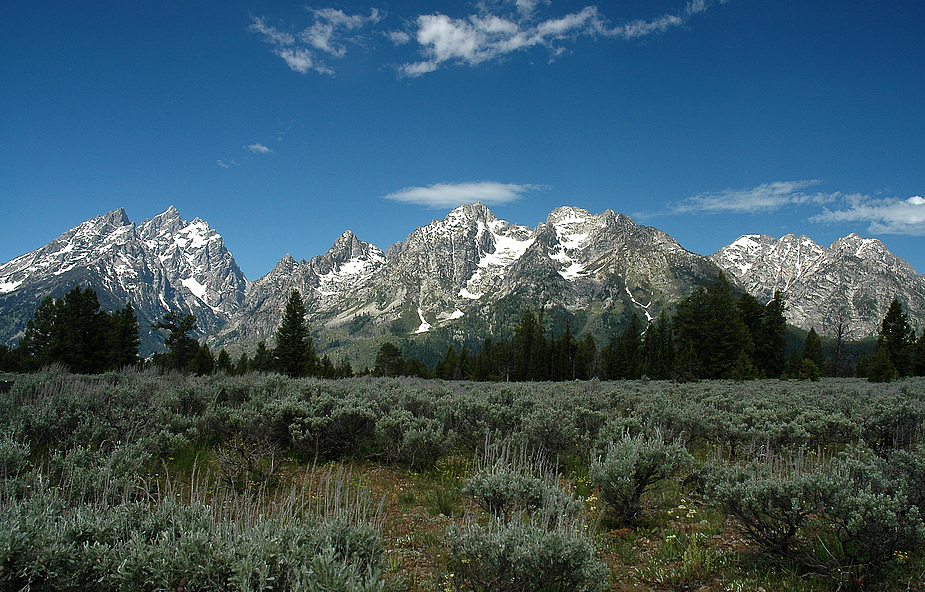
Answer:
xmin=58 ymin=286 xmax=110 ymax=374
xmin=673 ymin=285 xmax=709 ymax=380
xmin=274 ymin=290 xmax=314 ymax=378
xmin=436 ymin=345 xmax=459 ymax=380
xmin=801 ymin=328 xmax=825 ymax=372
xmin=782 ymin=348 xmax=802 ymax=379
xmin=251 ymin=341 xmax=274 ymax=373
xmin=576 ymin=333 xmax=598 ymax=379
xmin=911 ymin=331 xmax=925 ymax=376
xmin=674 ymin=275 xmax=751 ymax=379
xmin=188 ymin=344 xmax=215 ymax=376
xmin=867 ymin=346 xmax=898 ymax=382
xmin=18 ymin=296 xmax=62 ymax=369
xmin=755 ymin=292 xmax=787 ymax=378
xmin=608 ymin=312 xmax=644 ymax=379
xmin=855 ymin=351 xmax=871 ymax=378
xmin=235 ymin=352 xmax=250 ymax=375
xmin=319 ymin=354 xmax=336 ymax=378
xmin=108 ymin=303 xmax=140 ymax=369
xmin=216 ymin=348 xmax=233 ymax=373
xmin=152 ymin=311 xmax=199 ymax=372
xmin=703 ymin=275 xmax=751 ymax=378
xmin=512 ymin=309 xmax=544 ymax=381
xmin=553 ymin=323 xmax=577 ymax=380
xmin=457 ymin=346 xmax=471 ymax=379
xmin=374 ymin=342 xmax=404 ymax=377
xmin=643 ymin=311 xmax=674 ymax=379
xmin=878 ymin=298 xmax=915 ymax=376
xmin=337 ymin=358 xmax=354 ymax=378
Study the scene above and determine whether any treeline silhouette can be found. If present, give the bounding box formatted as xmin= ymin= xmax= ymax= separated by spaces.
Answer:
xmin=2 ymin=276 xmax=924 ymax=381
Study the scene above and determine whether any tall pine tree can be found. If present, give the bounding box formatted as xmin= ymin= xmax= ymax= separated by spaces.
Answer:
xmin=878 ymin=298 xmax=915 ymax=377
xmin=643 ymin=311 xmax=674 ymax=379
xmin=801 ymin=327 xmax=825 ymax=371
xmin=274 ymin=290 xmax=316 ymax=377
xmin=109 ymin=303 xmax=140 ymax=369
xmin=17 ymin=286 xmax=139 ymax=374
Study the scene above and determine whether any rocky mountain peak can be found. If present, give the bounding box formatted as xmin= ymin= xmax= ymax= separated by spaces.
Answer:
xmin=713 ymin=231 xmax=924 ymax=338
xmin=327 ymin=230 xmax=382 ymax=263
xmin=445 ymin=202 xmax=496 ymax=225
xmin=268 ymin=254 xmax=300 ymax=275
xmin=547 ymin=205 xmax=591 ymax=224
xmin=310 ymin=231 xmax=385 ymax=279
xmin=104 ymin=208 xmax=132 ymax=228
xmin=3 ymin=202 xmax=923 ymax=361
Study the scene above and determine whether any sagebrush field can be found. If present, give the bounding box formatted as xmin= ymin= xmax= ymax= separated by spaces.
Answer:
xmin=1 ymin=368 xmax=923 ymax=591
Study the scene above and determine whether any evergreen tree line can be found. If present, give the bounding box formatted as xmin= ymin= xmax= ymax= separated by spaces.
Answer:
xmin=424 ymin=274 xmax=792 ymax=381
xmin=422 ymin=275 xmax=925 ymax=382
xmin=152 ymin=290 xmax=354 ymax=378
xmin=2 ymin=281 xmax=925 ymax=381
xmin=0 ymin=286 xmax=140 ymax=373
xmin=860 ymin=297 xmax=925 ymax=381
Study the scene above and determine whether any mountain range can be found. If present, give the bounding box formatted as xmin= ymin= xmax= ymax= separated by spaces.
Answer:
xmin=1 ymin=204 xmax=922 ymax=363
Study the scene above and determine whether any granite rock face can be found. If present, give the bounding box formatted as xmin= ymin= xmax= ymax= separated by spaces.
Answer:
xmin=0 ymin=207 xmax=246 ymax=354
xmin=712 ymin=233 xmax=925 ymax=339
xmin=216 ymin=204 xmax=723 ymax=351
xmin=3 ymin=203 xmax=921 ymax=358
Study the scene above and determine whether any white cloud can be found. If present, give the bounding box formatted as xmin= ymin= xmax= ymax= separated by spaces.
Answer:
xmin=252 ymin=2 xmax=724 ymax=77
xmin=668 ymin=180 xmax=925 ymax=236
xmin=249 ymin=17 xmax=295 ymax=46
xmin=246 ymin=143 xmax=272 ymax=154
xmin=250 ymin=10 xmax=379 ymax=75
xmin=396 ymin=7 xmax=607 ymax=76
xmin=670 ymin=180 xmax=838 ymax=214
xmin=388 ymin=30 xmax=411 ymax=45
xmin=383 ymin=181 xmax=540 ymax=208
xmin=395 ymin=1 xmax=718 ymax=76
xmin=302 ymin=9 xmax=381 ymax=57
xmin=811 ymin=195 xmax=925 ymax=235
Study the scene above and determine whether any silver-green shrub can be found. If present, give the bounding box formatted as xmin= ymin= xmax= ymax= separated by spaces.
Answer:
xmin=590 ymin=429 xmax=691 ymax=525
xmin=374 ymin=408 xmax=446 ymax=470
xmin=446 ymin=515 xmax=607 ymax=592
xmin=449 ymin=434 xmax=604 ymax=591
xmin=0 ymin=465 xmax=388 ymax=592
xmin=0 ymin=434 xmax=30 ymax=480
xmin=464 ymin=437 xmax=579 ymax=521
xmin=705 ymin=447 xmax=925 ymax=584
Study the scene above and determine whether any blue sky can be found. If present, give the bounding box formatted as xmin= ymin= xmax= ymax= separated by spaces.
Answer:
xmin=2 ymin=0 xmax=923 ymax=279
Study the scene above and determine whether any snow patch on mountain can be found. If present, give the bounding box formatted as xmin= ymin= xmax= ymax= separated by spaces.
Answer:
xmin=181 ymin=277 xmax=207 ymax=299
xmin=415 ymin=308 xmax=432 ymax=334
xmin=625 ymin=286 xmax=654 ymax=322
xmin=0 ymin=281 xmax=22 ymax=294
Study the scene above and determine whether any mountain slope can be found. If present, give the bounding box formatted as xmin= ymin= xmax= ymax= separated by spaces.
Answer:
xmin=0 ymin=207 xmax=246 ymax=354
xmin=3 ymin=203 xmax=923 ymax=364
xmin=712 ymin=233 xmax=925 ymax=339
xmin=213 ymin=204 xmax=723 ymax=363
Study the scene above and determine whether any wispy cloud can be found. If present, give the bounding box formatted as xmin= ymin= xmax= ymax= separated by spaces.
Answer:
xmin=246 ymin=143 xmax=272 ymax=154
xmin=395 ymin=1 xmax=714 ymax=77
xmin=383 ymin=181 xmax=542 ymax=208
xmin=249 ymin=9 xmax=380 ymax=75
xmin=250 ymin=1 xmax=725 ymax=77
xmin=669 ymin=180 xmax=839 ymax=214
xmin=302 ymin=8 xmax=381 ymax=57
xmin=811 ymin=195 xmax=925 ymax=235
xmin=666 ymin=180 xmax=925 ymax=236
